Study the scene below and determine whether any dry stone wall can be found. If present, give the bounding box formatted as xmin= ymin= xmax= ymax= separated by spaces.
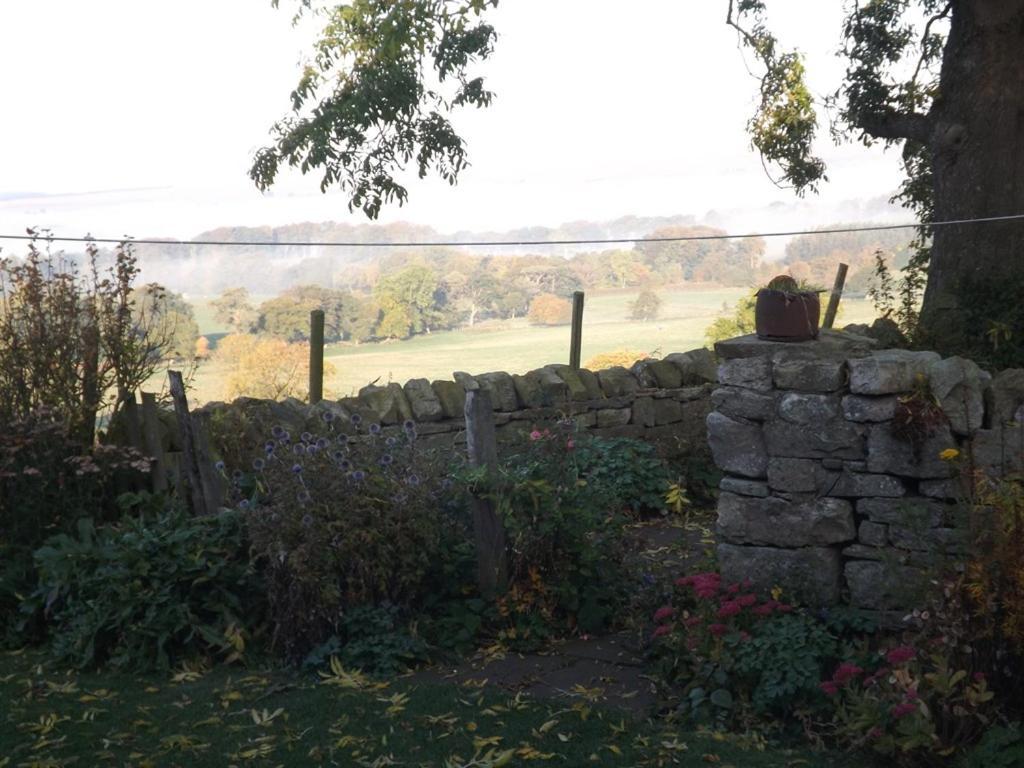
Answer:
xmin=709 ymin=331 xmax=1024 ymax=617
xmin=197 ymin=348 xmax=718 ymax=466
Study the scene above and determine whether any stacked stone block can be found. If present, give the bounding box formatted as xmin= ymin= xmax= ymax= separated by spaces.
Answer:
xmin=709 ymin=332 xmax=1024 ymax=613
xmin=198 ymin=347 xmax=719 ymax=465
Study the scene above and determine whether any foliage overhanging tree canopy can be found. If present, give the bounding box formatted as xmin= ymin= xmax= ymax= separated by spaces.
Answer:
xmin=255 ymin=0 xmax=1024 ymax=364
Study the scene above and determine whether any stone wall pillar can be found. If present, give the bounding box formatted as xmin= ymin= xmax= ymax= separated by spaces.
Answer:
xmin=708 ymin=330 xmax=1023 ymax=617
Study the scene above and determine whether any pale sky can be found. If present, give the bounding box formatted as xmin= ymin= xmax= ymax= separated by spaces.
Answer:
xmin=0 ymin=1 xmax=908 ymax=241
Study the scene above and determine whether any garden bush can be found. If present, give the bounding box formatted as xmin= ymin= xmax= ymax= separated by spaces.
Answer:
xmin=571 ymin=435 xmax=672 ymax=515
xmin=0 ymin=410 xmax=150 ymax=645
xmin=26 ymin=501 xmax=262 ymax=670
xmin=469 ymin=426 xmax=631 ymax=648
xmin=234 ymin=415 xmax=463 ymax=661
xmin=651 ymin=571 xmax=852 ymax=726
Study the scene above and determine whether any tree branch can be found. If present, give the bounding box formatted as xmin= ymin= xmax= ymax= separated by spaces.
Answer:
xmin=857 ymin=107 xmax=933 ymax=144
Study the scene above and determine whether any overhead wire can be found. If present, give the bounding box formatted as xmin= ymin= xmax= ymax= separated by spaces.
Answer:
xmin=0 ymin=213 xmax=1023 ymax=249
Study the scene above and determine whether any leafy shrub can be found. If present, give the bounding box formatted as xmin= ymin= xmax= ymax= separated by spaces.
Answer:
xmin=652 ymin=572 xmax=845 ymax=724
xmin=0 ymin=410 xmax=149 ymax=643
xmin=473 ymin=427 xmax=629 ymax=648
xmin=583 ymin=348 xmax=650 ymax=371
xmin=572 ymin=435 xmax=672 ymax=515
xmin=27 ymin=503 xmax=262 ymax=670
xmin=963 ymin=723 xmax=1024 ymax=768
xmin=302 ymin=603 xmax=429 ymax=675
xmin=824 ymin=644 xmax=996 ymax=764
xmin=235 ymin=415 xmax=461 ymax=660
xmin=527 ymin=293 xmax=572 ymax=326
xmin=0 ymin=232 xmax=179 ymax=443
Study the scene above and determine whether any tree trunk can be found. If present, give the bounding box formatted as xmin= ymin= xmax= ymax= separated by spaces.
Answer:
xmin=920 ymin=0 xmax=1024 ymax=358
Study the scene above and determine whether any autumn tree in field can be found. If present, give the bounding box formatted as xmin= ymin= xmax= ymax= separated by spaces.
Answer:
xmin=629 ymin=290 xmax=662 ymax=322
xmin=215 ymin=333 xmax=335 ymax=401
xmin=527 ymin=293 xmax=572 ymax=326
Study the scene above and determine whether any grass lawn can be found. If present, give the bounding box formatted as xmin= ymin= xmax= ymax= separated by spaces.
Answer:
xmin=0 ymin=650 xmax=849 ymax=768
xmin=180 ymin=287 xmax=878 ymax=403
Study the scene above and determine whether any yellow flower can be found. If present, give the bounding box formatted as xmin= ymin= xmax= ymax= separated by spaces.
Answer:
xmin=939 ymin=448 xmax=960 ymax=461
xmin=770 ymin=585 xmax=783 ymax=601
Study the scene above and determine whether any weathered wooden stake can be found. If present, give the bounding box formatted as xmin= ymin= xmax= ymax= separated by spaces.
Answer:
xmin=464 ymin=388 xmax=507 ymax=597
xmin=569 ymin=291 xmax=585 ymax=370
xmin=192 ymin=411 xmax=225 ymax=512
xmin=140 ymin=392 xmax=167 ymax=493
xmin=168 ymin=370 xmax=207 ymax=515
xmin=822 ymin=262 xmax=849 ymax=330
xmin=309 ymin=309 xmax=325 ymax=404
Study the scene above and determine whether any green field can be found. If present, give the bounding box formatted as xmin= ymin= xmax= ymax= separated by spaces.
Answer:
xmin=181 ymin=288 xmax=877 ymax=404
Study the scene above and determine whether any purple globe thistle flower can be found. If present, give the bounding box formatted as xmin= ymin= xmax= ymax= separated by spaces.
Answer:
xmin=301 ymin=511 xmax=313 ymax=525
xmin=231 ymin=469 xmax=244 ymax=481
xmin=306 ymin=444 xmax=319 ymax=456
xmin=264 ymin=441 xmax=276 ymax=455
xmin=368 ymin=423 xmax=381 ymax=435
xmin=321 ymin=411 xmax=335 ymax=423
xmin=239 ymin=499 xmax=251 ymax=510
xmin=405 ymin=474 xmax=420 ymax=487
xmin=336 ymin=435 xmax=349 ymax=446
xmin=351 ymin=469 xmax=366 ymax=482
xmin=350 ymin=413 xmax=362 ymax=426
xmin=214 ymin=460 xmax=225 ymax=471
xmin=300 ymin=431 xmax=313 ymax=443
xmin=403 ymin=419 xmax=416 ymax=432
xmin=252 ymin=458 xmax=265 ymax=471
xmin=338 ymin=459 xmax=352 ymax=471
xmin=291 ymin=463 xmax=303 ymax=474
xmin=385 ymin=436 xmax=398 ymax=448
xmin=331 ymin=450 xmax=346 ymax=463
xmin=379 ymin=453 xmax=394 ymax=466
xmin=271 ymin=425 xmax=286 ymax=439
xmin=316 ymin=437 xmax=329 ymax=449
xmin=440 ymin=477 xmax=454 ymax=491
xmin=292 ymin=444 xmax=306 ymax=456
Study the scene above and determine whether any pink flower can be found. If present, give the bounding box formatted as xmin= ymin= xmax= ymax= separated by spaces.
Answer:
xmin=675 ymin=576 xmax=694 ymax=587
xmin=736 ymin=593 xmax=757 ymax=608
xmin=708 ymin=623 xmax=728 ymax=637
xmin=683 ymin=616 xmax=702 ymax=628
xmin=717 ymin=601 xmax=741 ymax=619
xmin=891 ymin=701 xmax=917 ymax=719
xmin=905 ymin=687 xmax=919 ymax=701
xmin=820 ymin=681 xmax=838 ymax=696
xmin=653 ymin=605 xmax=676 ymax=623
xmin=742 ymin=578 xmax=754 ymax=589
xmin=529 ymin=430 xmax=543 ymax=441
xmin=885 ymin=646 xmax=916 ymax=665
xmin=868 ymin=727 xmax=883 ymax=740
xmin=652 ymin=624 xmax=672 ymax=638
xmin=832 ymin=663 xmax=863 ymax=686
xmin=726 ymin=582 xmax=741 ymax=594
xmin=565 ymin=439 xmax=575 ymax=450
xmin=776 ymin=603 xmax=793 ymax=614
xmin=752 ymin=601 xmax=776 ymax=617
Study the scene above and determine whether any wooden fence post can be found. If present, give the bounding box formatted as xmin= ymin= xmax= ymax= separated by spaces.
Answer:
xmin=309 ymin=309 xmax=325 ymax=404
xmin=168 ymin=370 xmax=207 ymax=515
xmin=569 ymin=290 xmax=585 ymax=370
xmin=465 ymin=388 xmax=507 ymax=597
xmin=822 ymin=262 xmax=849 ymax=330
xmin=140 ymin=392 xmax=167 ymax=493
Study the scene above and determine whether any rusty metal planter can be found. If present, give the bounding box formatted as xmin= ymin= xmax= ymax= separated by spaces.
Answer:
xmin=755 ymin=290 xmax=821 ymax=342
